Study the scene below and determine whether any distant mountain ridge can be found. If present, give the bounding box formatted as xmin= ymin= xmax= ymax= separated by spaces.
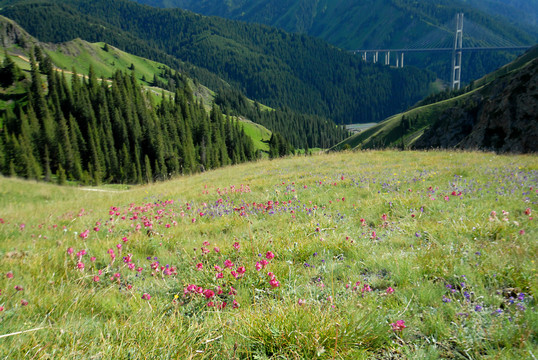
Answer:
xmin=0 ymin=0 xmax=436 ymax=124
xmin=131 ymin=0 xmax=538 ymax=84
xmin=131 ymin=0 xmax=537 ymax=50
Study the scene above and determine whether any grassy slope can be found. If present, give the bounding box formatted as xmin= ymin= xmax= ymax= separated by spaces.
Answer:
xmin=0 ymin=150 xmax=536 ymax=358
xmin=332 ymin=46 xmax=538 ymax=151
xmin=0 ymin=18 xmax=274 ymax=152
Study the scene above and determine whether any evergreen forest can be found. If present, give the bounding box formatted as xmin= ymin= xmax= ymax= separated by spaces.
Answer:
xmin=0 ymin=51 xmax=259 ymax=184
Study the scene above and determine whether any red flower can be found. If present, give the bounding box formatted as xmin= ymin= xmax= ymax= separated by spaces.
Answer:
xmin=391 ymin=320 xmax=406 ymax=332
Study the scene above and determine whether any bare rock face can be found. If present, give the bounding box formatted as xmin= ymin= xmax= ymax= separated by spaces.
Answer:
xmin=415 ymin=58 xmax=538 ymax=153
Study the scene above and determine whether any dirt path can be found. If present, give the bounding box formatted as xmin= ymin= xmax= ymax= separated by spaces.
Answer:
xmin=78 ymin=188 xmax=126 ymax=193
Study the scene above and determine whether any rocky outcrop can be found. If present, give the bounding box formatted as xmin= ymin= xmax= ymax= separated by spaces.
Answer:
xmin=414 ymin=56 xmax=538 ymax=153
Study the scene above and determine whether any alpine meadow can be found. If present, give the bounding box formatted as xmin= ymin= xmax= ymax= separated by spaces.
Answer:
xmin=0 ymin=0 xmax=537 ymax=359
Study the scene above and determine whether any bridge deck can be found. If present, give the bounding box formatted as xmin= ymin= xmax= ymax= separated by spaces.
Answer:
xmin=353 ymin=46 xmax=531 ymax=53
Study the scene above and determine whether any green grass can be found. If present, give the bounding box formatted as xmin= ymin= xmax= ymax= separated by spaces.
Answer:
xmin=0 ymin=150 xmax=536 ymax=358
xmin=237 ymin=117 xmax=272 ymax=153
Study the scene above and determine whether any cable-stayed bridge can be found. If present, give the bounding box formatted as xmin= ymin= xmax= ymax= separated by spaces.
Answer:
xmin=353 ymin=14 xmax=534 ymax=89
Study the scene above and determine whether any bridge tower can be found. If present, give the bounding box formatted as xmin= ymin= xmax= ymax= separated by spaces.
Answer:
xmin=451 ymin=13 xmax=464 ymax=90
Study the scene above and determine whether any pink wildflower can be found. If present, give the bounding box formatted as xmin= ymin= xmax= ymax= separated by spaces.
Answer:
xmin=266 ymin=251 xmax=275 ymax=260
xmin=6 ymin=272 xmax=13 ymax=279
xmin=233 ymin=242 xmax=240 ymax=251
xmin=391 ymin=320 xmax=406 ymax=332
xmin=141 ymin=293 xmax=151 ymax=300
xmin=224 ymin=259 xmax=234 ymax=268
xmin=269 ymin=277 xmax=280 ymax=288
xmin=203 ymin=289 xmax=215 ymax=299
xmin=386 ymin=287 xmax=395 ymax=294
xmin=196 ymin=263 xmax=204 ymax=271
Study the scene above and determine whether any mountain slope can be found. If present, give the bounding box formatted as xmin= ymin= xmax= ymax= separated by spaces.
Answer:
xmin=132 ymin=0 xmax=537 ymax=83
xmin=133 ymin=0 xmax=537 ymax=49
xmin=331 ymin=46 xmax=538 ymax=153
xmin=0 ymin=0 xmax=435 ymax=124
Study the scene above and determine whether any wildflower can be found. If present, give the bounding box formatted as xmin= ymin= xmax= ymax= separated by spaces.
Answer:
xmin=442 ymin=295 xmax=451 ymax=303
xmin=237 ymin=266 xmax=246 ymax=275
xmin=93 ymin=276 xmax=100 ymax=282
xmin=15 ymin=285 xmax=23 ymax=291
xmin=232 ymin=299 xmax=240 ymax=309
xmin=371 ymin=231 xmax=377 ymax=239
xmin=298 ymin=299 xmax=305 ymax=306
xmin=77 ymin=262 xmax=85 ymax=270
xmin=519 ymin=229 xmax=525 ymax=235
xmin=525 ymin=208 xmax=531 ymax=216
xmin=80 ymin=230 xmax=90 ymax=239
xmin=196 ymin=263 xmax=203 ymax=271
xmin=6 ymin=271 xmax=13 ymax=279
xmin=266 ymin=251 xmax=275 ymax=260
xmin=474 ymin=305 xmax=483 ymax=312
xmin=269 ymin=277 xmax=280 ymax=288
xmin=386 ymin=287 xmax=394 ymax=294
xmin=391 ymin=320 xmax=406 ymax=332
xmin=141 ymin=293 xmax=151 ymax=300
xmin=224 ymin=259 xmax=234 ymax=268
xmin=67 ymin=248 xmax=74 ymax=255
xmin=255 ymin=262 xmax=262 ymax=271
xmin=213 ymin=247 xmax=220 ymax=253
xmin=216 ymin=272 xmax=224 ymax=279
xmin=21 ymin=299 xmax=28 ymax=306
xmin=0 ymin=306 xmax=3 ymax=311
xmin=203 ymin=289 xmax=215 ymax=299
xmin=233 ymin=242 xmax=240 ymax=251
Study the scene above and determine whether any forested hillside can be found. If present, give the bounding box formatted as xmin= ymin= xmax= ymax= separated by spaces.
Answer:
xmin=331 ymin=46 xmax=538 ymax=153
xmin=0 ymin=50 xmax=257 ymax=184
xmin=132 ymin=0 xmax=537 ymax=84
xmin=0 ymin=0 xmax=436 ymax=124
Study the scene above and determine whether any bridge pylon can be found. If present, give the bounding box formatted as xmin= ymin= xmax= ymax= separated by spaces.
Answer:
xmin=451 ymin=13 xmax=464 ymax=90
